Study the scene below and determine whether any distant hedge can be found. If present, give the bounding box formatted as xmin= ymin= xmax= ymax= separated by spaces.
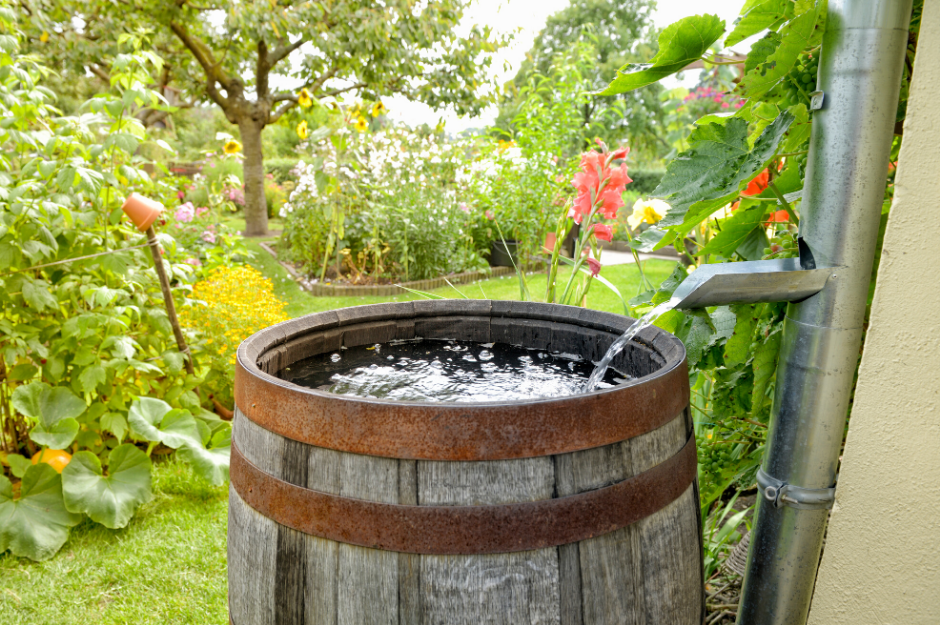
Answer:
xmin=265 ymin=157 xmax=308 ymax=183
xmin=628 ymin=169 xmax=666 ymax=196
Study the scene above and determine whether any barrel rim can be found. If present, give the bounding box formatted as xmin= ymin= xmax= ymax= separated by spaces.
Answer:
xmin=234 ymin=300 xmax=689 ymax=460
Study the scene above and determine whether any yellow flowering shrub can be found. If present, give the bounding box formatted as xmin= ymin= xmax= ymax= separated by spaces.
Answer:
xmin=180 ymin=266 xmax=289 ymax=407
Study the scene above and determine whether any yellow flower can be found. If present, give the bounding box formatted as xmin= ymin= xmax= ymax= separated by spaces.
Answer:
xmin=628 ymin=198 xmax=669 ymax=228
xmin=296 ymin=120 xmax=308 ymax=140
xmin=298 ymin=88 xmax=313 ymax=108
xmin=371 ymin=101 xmax=387 ymax=117
xmin=40 ymin=31 xmax=49 ymax=43
xmin=497 ymin=139 xmax=515 ymax=153
xmin=223 ymin=140 xmax=242 ymax=155
xmin=353 ymin=116 xmax=368 ymax=132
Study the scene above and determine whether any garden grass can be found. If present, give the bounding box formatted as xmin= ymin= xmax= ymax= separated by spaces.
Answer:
xmin=0 ymin=458 xmax=228 ymax=625
xmin=243 ymin=238 xmax=678 ymax=319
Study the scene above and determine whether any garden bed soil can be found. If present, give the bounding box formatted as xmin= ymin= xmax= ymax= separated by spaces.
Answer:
xmin=258 ymin=241 xmax=538 ymax=297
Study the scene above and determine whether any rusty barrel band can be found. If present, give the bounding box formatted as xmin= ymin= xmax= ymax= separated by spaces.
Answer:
xmin=230 ymin=434 xmax=697 ymax=555
xmin=234 ymin=355 xmax=689 ymax=462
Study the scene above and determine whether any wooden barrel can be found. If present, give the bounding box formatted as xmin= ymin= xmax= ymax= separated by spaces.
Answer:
xmin=229 ymin=300 xmax=703 ymax=625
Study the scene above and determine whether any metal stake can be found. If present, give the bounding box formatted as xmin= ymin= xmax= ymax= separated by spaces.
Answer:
xmin=145 ymin=225 xmax=196 ymax=376
xmin=738 ymin=1 xmax=914 ymax=623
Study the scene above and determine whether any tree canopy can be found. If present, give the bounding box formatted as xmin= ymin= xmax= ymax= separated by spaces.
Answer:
xmin=25 ymin=0 xmax=506 ymax=234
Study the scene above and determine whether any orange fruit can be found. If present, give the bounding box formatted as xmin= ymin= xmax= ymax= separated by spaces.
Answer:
xmin=31 ymin=449 xmax=72 ymax=473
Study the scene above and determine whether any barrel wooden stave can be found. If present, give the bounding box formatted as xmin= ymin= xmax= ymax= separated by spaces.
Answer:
xmin=230 ymin=406 xmax=700 ymax=625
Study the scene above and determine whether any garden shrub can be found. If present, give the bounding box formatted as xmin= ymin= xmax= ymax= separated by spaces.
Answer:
xmin=0 ymin=14 xmax=235 ymax=561
xmin=179 ymin=266 xmax=289 ymax=408
xmin=280 ymin=124 xmax=486 ymax=282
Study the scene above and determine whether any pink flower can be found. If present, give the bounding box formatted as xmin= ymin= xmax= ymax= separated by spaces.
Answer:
xmin=485 ymin=210 xmax=495 ymax=220
xmin=177 ymin=190 xmax=185 ymax=200
xmin=593 ymin=224 xmax=613 ymax=242
xmin=721 ymin=102 xmax=730 ymax=109
xmin=174 ymin=202 xmax=195 ymax=223
xmin=570 ymin=149 xmax=632 ymax=223
xmin=458 ymin=202 xmax=471 ymax=214
xmin=586 ymin=257 xmax=602 ymax=277
xmin=195 ymin=206 xmax=209 ymax=217
xmin=183 ymin=258 xmax=202 ymax=267
xmin=201 ymin=230 xmax=216 ymax=244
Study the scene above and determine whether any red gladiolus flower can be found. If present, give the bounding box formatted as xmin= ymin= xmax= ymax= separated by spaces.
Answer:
xmin=586 ymin=257 xmax=602 ymax=277
xmin=593 ymin=224 xmax=613 ymax=242
xmin=570 ymin=149 xmax=632 ymax=223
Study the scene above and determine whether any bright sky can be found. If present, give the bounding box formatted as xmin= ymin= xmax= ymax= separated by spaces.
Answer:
xmin=386 ymin=0 xmax=748 ymax=131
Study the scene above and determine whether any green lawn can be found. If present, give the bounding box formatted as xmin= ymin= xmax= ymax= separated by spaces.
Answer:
xmin=0 ymin=459 xmax=228 ymax=625
xmin=244 ymin=238 xmax=677 ymax=319
xmin=0 ymin=236 xmax=675 ymax=625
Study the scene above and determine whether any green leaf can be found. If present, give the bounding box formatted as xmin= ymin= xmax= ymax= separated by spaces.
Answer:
xmin=30 ymin=418 xmax=80 ymax=449
xmin=61 ymin=445 xmax=152 ymax=529
xmin=12 ymin=382 xmax=86 ymax=427
xmin=157 ymin=410 xmax=202 ymax=450
xmin=78 ymin=365 xmax=107 ymax=394
xmin=751 ymin=327 xmax=783 ymax=417
xmin=22 ymin=279 xmax=58 ymax=311
xmin=6 ymin=454 xmax=31 ymax=479
xmin=740 ymin=4 xmax=822 ymax=99
xmin=101 ymin=413 xmax=128 ymax=443
xmin=600 ymin=15 xmax=726 ymax=95
xmin=655 ymin=112 xmax=794 ymax=228
xmin=178 ymin=429 xmax=231 ymax=486
xmin=127 ymin=398 xmax=200 ymax=449
xmin=127 ymin=397 xmax=171 ymax=442
xmin=726 ymin=0 xmax=789 ymax=47
xmin=676 ymin=311 xmax=715 ymax=366
xmin=8 ymin=363 xmax=38 ymax=381
xmin=699 ymin=202 xmax=767 ymax=257
xmin=0 ymin=464 xmax=82 ymax=561
xmin=725 ymin=304 xmax=757 ymax=366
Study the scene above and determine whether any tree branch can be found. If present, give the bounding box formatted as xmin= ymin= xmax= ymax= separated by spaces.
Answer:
xmin=269 ymin=37 xmax=307 ymax=66
xmin=168 ymin=21 xmax=235 ymax=111
xmin=87 ymin=63 xmax=110 ymax=83
xmin=256 ymin=39 xmax=270 ymax=99
xmin=269 ymin=100 xmax=297 ymax=124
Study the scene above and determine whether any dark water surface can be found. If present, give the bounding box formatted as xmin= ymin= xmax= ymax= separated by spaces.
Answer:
xmin=280 ymin=339 xmax=629 ymax=402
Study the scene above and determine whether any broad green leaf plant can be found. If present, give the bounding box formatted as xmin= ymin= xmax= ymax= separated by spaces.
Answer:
xmin=603 ymin=2 xmax=922 ymax=519
xmin=0 ymin=5 xmax=232 ymax=561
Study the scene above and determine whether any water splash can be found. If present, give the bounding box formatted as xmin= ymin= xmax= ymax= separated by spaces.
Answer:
xmin=583 ymin=298 xmax=680 ymax=392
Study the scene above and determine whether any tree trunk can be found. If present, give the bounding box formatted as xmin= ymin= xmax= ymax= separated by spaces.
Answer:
xmin=239 ymin=118 xmax=269 ymax=236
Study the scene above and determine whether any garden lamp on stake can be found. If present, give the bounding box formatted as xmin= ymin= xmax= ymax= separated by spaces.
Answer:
xmin=121 ymin=193 xmax=196 ymax=377
xmin=666 ymin=0 xmax=915 ymax=622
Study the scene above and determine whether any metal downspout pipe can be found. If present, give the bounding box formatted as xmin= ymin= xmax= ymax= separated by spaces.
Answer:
xmin=737 ymin=1 xmax=914 ymax=623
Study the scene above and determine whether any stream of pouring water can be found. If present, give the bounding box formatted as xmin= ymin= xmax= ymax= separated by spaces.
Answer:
xmin=583 ymin=298 xmax=680 ymax=392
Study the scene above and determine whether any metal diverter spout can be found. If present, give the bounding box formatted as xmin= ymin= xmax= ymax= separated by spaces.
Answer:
xmin=670 ymin=259 xmax=831 ymax=310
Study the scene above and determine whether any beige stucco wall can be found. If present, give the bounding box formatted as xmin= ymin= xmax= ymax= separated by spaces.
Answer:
xmin=807 ymin=2 xmax=940 ymax=623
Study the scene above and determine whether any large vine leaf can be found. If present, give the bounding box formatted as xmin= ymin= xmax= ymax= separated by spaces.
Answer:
xmin=0 ymin=464 xmax=82 ymax=561
xmin=13 ymin=381 xmax=86 ymax=448
xmin=600 ymin=15 xmax=725 ymax=95
xmin=653 ymin=111 xmax=794 ymax=229
xmin=127 ymin=397 xmax=201 ymax=449
xmin=30 ymin=418 xmax=80 ymax=449
xmin=12 ymin=381 xmax=86 ymax=427
xmin=178 ymin=427 xmax=231 ymax=486
xmin=725 ymin=304 xmax=758 ymax=366
xmin=740 ymin=3 xmax=822 ymax=99
xmin=751 ymin=327 xmax=783 ymax=418
xmin=726 ymin=0 xmax=790 ymax=47
xmin=62 ymin=445 xmax=152 ymax=529
xmin=699 ymin=201 xmax=768 ymax=258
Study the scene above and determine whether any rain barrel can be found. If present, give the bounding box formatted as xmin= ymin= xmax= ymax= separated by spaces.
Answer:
xmin=228 ymin=299 xmax=703 ymax=625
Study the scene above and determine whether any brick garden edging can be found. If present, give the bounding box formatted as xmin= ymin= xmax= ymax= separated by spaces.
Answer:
xmin=258 ymin=242 xmax=524 ymax=297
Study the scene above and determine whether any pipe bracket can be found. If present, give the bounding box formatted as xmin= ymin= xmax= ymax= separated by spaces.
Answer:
xmin=757 ymin=468 xmax=835 ymax=510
